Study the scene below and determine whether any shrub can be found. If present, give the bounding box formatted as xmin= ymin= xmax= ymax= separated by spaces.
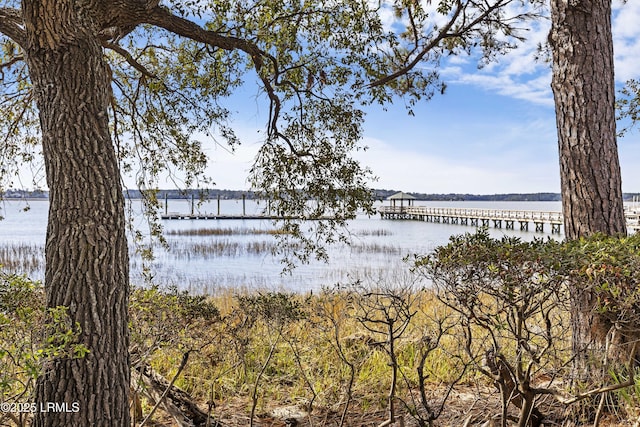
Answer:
xmin=413 ymin=230 xmax=572 ymax=426
xmin=0 ymin=270 xmax=87 ymax=426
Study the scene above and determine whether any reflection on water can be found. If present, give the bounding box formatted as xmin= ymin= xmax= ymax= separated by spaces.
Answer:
xmin=0 ymin=199 xmax=564 ymax=292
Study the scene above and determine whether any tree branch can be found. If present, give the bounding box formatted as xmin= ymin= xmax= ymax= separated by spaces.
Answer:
xmin=0 ymin=7 xmax=26 ymax=48
xmin=102 ymin=41 xmax=156 ymax=78
xmin=0 ymin=55 xmax=24 ymax=80
xmin=144 ymin=7 xmax=260 ymax=53
xmin=535 ymin=341 xmax=639 ymax=405
xmin=1 ymin=55 xmax=23 ymax=67
xmin=368 ymin=0 xmax=464 ymax=88
xmin=368 ymin=0 xmax=516 ymax=89
xmin=139 ymin=351 xmax=191 ymax=427
xmin=533 ymin=378 xmax=636 ymax=405
xmin=143 ymin=6 xmax=296 ymax=151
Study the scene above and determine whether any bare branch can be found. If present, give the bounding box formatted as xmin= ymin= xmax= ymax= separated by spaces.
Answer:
xmin=535 ymin=341 xmax=640 ymax=405
xmin=0 ymin=55 xmax=24 ymax=81
xmin=534 ymin=378 xmax=636 ymax=405
xmin=1 ymin=54 xmax=23 ymax=67
xmin=102 ymin=41 xmax=156 ymax=79
xmin=368 ymin=0 xmax=464 ymax=88
xmin=0 ymin=7 xmax=26 ymax=48
xmin=369 ymin=0 xmax=520 ymax=89
xmin=139 ymin=350 xmax=191 ymax=427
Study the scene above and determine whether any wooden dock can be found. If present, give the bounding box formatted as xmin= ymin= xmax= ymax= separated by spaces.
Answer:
xmin=161 ymin=195 xmax=292 ymax=220
xmin=380 ymin=206 xmax=640 ymax=234
xmin=626 ymin=209 xmax=640 ymax=232
xmin=379 ymin=206 xmax=564 ymax=233
xmin=161 ymin=213 xmax=334 ymax=220
xmin=162 ymin=213 xmax=274 ymax=220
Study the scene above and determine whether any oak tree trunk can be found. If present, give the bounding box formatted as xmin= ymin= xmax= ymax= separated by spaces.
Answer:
xmin=549 ymin=0 xmax=626 ymax=371
xmin=24 ymin=2 xmax=131 ymax=426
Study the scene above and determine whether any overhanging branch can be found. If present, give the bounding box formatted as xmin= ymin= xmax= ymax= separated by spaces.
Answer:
xmin=143 ymin=6 xmax=288 ymax=147
xmin=368 ymin=0 xmax=464 ymax=88
xmin=1 ymin=55 xmax=24 ymax=71
xmin=102 ymin=41 xmax=156 ymax=79
xmin=368 ymin=0 xmax=519 ymax=89
xmin=0 ymin=7 xmax=26 ymax=48
xmin=145 ymin=7 xmax=275 ymax=56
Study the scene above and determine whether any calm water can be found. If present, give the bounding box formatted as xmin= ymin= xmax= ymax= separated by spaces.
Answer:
xmin=0 ymin=199 xmax=563 ymax=293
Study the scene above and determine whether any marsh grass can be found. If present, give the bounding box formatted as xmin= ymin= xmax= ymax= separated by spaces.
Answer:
xmin=352 ymin=229 xmax=394 ymax=237
xmin=166 ymin=227 xmax=291 ymax=236
xmin=0 ymin=243 xmax=43 ymax=275
xmin=3 ymin=232 xmax=639 ymax=425
xmin=163 ymin=239 xmax=404 ymax=259
xmin=166 ymin=227 xmax=393 ymax=237
xmin=0 ymin=225 xmax=400 ymax=291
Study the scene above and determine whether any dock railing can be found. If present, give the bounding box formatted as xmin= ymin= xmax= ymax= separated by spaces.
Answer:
xmin=379 ymin=205 xmax=564 ymax=233
xmin=379 ymin=206 xmax=563 ymax=222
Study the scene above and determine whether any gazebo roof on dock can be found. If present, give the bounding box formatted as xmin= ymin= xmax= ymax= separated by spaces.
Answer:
xmin=386 ymin=191 xmax=416 ymax=208
xmin=387 ymin=191 xmax=416 ymax=201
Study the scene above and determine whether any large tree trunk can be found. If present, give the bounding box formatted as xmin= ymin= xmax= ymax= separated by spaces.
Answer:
xmin=549 ymin=0 xmax=626 ymax=240
xmin=549 ymin=0 xmax=626 ymax=373
xmin=24 ymin=2 xmax=131 ymax=426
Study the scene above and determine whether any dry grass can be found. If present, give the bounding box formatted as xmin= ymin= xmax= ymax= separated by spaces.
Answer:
xmin=2 ymin=274 xmax=637 ymax=427
xmin=132 ymin=288 xmax=639 ymax=427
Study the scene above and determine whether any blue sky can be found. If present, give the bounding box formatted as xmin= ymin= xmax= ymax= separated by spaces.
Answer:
xmin=199 ymin=1 xmax=640 ymax=195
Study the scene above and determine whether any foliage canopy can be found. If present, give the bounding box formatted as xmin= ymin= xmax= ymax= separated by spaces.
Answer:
xmin=1 ymin=0 xmax=545 ymax=263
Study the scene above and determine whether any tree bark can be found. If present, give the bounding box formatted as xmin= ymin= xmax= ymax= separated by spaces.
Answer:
xmin=549 ymin=0 xmax=626 ymax=240
xmin=23 ymin=2 xmax=130 ymax=426
xmin=549 ymin=0 xmax=626 ymax=372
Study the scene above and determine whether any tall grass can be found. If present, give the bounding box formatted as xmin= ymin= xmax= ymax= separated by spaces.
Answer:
xmin=3 ymin=267 xmax=629 ymax=425
xmin=0 ymin=243 xmax=44 ymax=275
xmin=0 ymin=236 xmax=405 ymax=291
xmin=167 ymin=227 xmax=393 ymax=237
xmin=166 ymin=227 xmax=291 ymax=236
xmin=163 ymin=239 xmax=403 ymax=259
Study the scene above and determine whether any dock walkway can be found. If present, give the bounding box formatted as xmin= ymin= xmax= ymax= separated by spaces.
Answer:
xmin=163 ymin=213 xmax=279 ymax=220
xmin=380 ymin=206 xmax=640 ymax=234
xmin=381 ymin=206 xmax=563 ymax=233
xmin=161 ymin=213 xmax=334 ymax=220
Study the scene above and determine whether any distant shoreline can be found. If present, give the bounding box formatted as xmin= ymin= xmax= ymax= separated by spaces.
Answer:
xmin=1 ymin=197 xmax=47 ymax=201
xmin=2 ymin=189 xmax=639 ymax=202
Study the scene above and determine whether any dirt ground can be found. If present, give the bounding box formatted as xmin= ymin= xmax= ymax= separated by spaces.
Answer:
xmin=144 ymin=384 xmax=638 ymax=427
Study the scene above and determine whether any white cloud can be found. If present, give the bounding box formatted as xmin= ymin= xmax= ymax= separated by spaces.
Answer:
xmin=435 ymin=11 xmax=553 ymax=106
xmin=613 ymin=1 xmax=640 ymax=38
xmin=357 ymin=136 xmax=560 ymax=193
xmin=437 ymin=3 xmax=640 ymax=106
xmin=449 ymin=70 xmax=553 ymax=106
xmin=200 ymin=127 xmax=263 ymax=190
xmin=613 ymin=2 xmax=640 ymax=81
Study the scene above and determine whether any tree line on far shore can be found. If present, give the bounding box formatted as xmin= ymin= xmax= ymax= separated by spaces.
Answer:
xmin=4 ymin=189 xmax=640 ymax=203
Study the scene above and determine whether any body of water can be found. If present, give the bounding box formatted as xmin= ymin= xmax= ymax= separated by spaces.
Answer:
xmin=0 ymin=198 xmax=564 ymax=293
